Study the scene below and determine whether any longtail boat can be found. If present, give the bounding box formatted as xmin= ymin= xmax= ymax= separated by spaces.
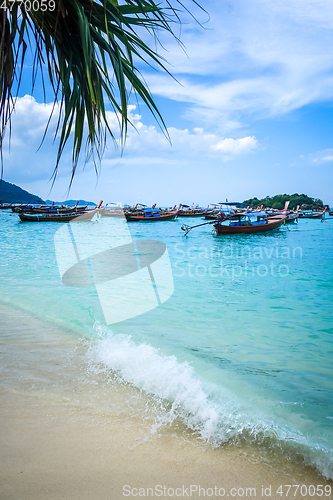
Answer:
xmin=204 ymin=202 xmax=248 ymax=220
xmin=181 ymin=211 xmax=286 ymax=236
xmin=268 ymin=211 xmax=298 ymax=223
xmin=298 ymin=208 xmax=326 ymax=219
xmin=203 ymin=204 xmax=219 ymax=219
xmin=204 ymin=208 xmax=234 ymax=220
xmin=178 ymin=211 xmax=206 ymax=217
xmin=214 ymin=212 xmax=286 ymax=235
xmin=12 ymin=201 xmax=56 ymax=213
xmin=214 ymin=201 xmax=289 ymax=235
xmin=285 ymin=212 xmax=298 ymax=223
xmin=13 ymin=201 xmax=89 ymax=214
xmin=25 ymin=201 xmax=83 ymax=214
xmin=204 ymin=212 xmax=226 ymax=220
xmin=18 ymin=201 xmax=102 ymax=222
xmin=29 ymin=201 xmax=78 ymax=213
xmin=125 ymin=207 xmax=177 ymax=222
xmin=204 ymin=204 xmax=222 ymax=219
xmin=177 ymin=204 xmax=207 ymax=217
xmin=0 ymin=200 xmax=14 ymax=209
xmin=18 ymin=211 xmax=95 ymax=222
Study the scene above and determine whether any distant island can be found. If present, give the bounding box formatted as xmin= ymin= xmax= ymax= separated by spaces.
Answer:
xmin=45 ymin=199 xmax=97 ymax=207
xmin=0 ymin=180 xmax=329 ymax=211
xmin=0 ymin=180 xmax=44 ymax=204
xmin=0 ymin=180 xmax=96 ymax=206
xmin=243 ymin=193 xmax=326 ymax=211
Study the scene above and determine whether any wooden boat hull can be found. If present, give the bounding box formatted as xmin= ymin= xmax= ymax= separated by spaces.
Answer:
xmin=125 ymin=212 xmax=177 ymax=222
xmin=204 ymin=213 xmax=226 ymax=220
xmin=177 ymin=212 xmax=206 ymax=217
xmin=285 ymin=216 xmax=297 ymax=223
xmin=269 ymin=213 xmax=298 ymax=223
xmin=15 ymin=205 xmax=89 ymax=214
xmin=298 ymin=215 xmax=323 ymax=219
xmin=298 ymin=211 xmax=325 ymax=219
xmin=214 ymin=217 xmax=284 ymax=235
xmin=18 ymin=208 xmax=73 ymax=215
xmin=13 ymin=204 xmax=56 ymax=213
xmin=18 ymin=210 xmax=97 ymax=222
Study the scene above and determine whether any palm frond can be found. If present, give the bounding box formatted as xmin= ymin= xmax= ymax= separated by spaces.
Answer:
xmin=0 ymin=0 xmax=204 ymax=187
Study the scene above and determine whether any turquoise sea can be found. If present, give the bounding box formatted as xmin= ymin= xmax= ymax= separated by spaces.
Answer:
xmin=0 ymin=210 xmax=332 ymax=479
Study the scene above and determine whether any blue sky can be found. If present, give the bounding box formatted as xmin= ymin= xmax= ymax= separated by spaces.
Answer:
xmin=3 ymin=0 xmax=333 ymax=207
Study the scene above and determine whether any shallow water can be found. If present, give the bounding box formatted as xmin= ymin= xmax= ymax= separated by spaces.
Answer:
xmin=0 ymin=210 xmax=332 ymax=479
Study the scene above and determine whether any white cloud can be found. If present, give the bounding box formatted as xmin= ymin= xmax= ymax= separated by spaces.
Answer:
xmin=2 ymin=96 xmax=62 ymax=183
xmin=2 ymin=97 xmax=259 ymax=188
xmin=303 ymin=149 xmax=333 ymax=164
xmin=103 ymin=106 xmax=258 ymax=161
xmin=138 ymin=0 xmax=333 ymax=131
xmin=213 ymin=136 xmax=258 ymax=155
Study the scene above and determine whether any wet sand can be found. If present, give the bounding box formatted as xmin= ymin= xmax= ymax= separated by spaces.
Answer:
xmin=0 ymin=304 xmax=332 ymax=500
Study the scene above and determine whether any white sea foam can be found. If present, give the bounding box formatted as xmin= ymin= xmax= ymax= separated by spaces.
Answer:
xmin=87 ymin=323 xmax=333 ymax=479
xmin=87 ymin=323 xmax=225 ymax=443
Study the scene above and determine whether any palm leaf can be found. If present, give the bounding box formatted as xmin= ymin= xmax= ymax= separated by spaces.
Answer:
xmin=0 ymin=0 xmax=204 ymax=187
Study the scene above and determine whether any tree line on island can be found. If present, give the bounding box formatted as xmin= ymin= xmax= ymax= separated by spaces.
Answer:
xmin=243 ymin=194 xmax=326 ymax=211
xmin=0 ymin=180 xmax=329 ymax=211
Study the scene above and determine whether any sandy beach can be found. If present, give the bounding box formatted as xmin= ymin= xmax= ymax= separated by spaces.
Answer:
xmin=0 ymin=304 xmax=332 ymax=500
xmin=1 ymin=0 xmax=333 ymax=495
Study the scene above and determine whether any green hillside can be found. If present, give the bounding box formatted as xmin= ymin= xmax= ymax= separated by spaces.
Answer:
xmin=243 ymin=193 xmax=326 ymax=210
xmin=0 ymin=180 xmax=44 ymax=204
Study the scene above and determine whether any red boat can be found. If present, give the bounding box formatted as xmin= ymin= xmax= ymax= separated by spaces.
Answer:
xmin=214 ymin=213 xmax=285 ymax=235
xmin=125 ymin=210 xmax=178 ymax=222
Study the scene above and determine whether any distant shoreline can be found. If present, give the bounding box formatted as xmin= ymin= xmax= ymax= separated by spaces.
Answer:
xmin=1 ymin=179 xmax=331 ymax=210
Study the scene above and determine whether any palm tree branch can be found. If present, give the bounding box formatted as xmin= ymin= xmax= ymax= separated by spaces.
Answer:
xmin=0 ymin=0 xmax=203 ymax=183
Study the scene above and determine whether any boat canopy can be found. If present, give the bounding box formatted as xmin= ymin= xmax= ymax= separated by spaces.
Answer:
xmin=240 ymin=211 xmax=267 ymax=218
xmin=219 ymin=202 xmax=247 ymax=207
